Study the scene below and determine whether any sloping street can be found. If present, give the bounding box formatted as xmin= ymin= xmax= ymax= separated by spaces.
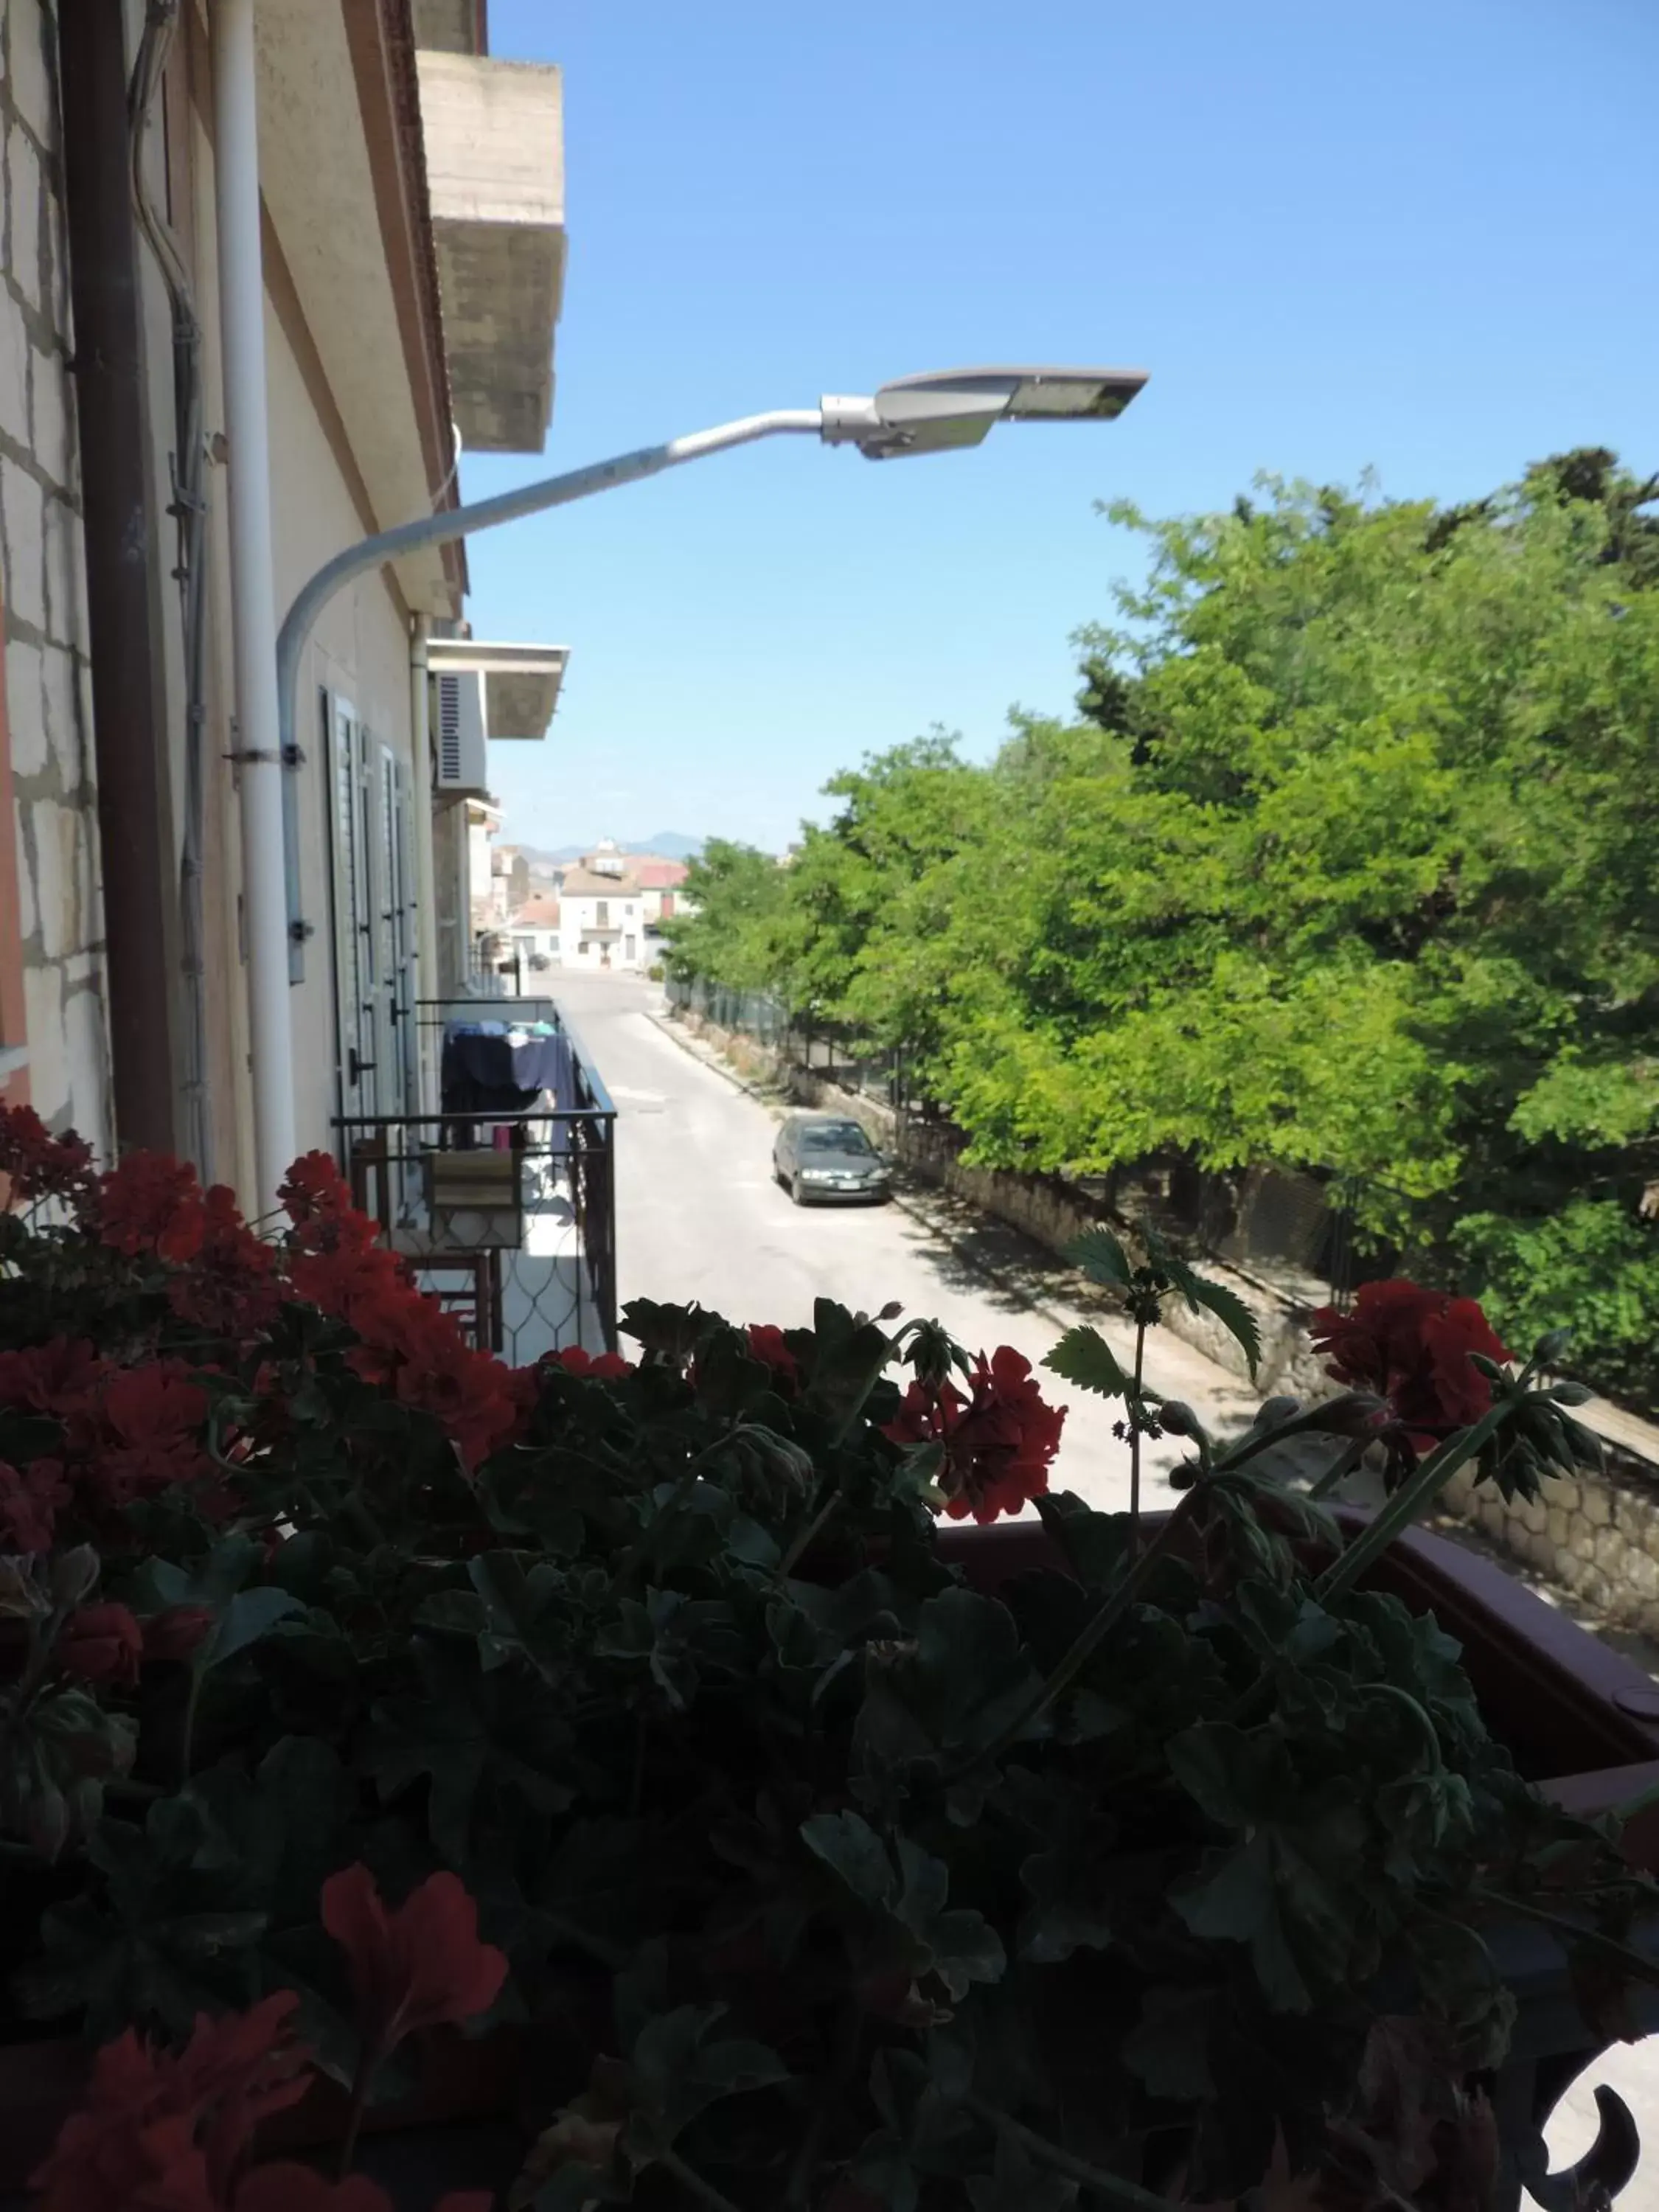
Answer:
xmin=557 ymin=969 xmax=1268 ymax=1514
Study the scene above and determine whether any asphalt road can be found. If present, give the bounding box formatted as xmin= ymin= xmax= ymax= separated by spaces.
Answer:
xmin=554 ymin=970 xmax=1265 ymax=1514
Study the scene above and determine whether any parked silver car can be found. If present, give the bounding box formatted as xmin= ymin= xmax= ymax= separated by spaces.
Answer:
xmin=772 ymin=1113 xmax=892 ymax=1205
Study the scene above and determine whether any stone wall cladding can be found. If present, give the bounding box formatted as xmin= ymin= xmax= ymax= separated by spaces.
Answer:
xmin=1441 ymin=1461 xmax=1659 ymax=1644
xmin=0 ymin=1 xmax=108 ymax=1147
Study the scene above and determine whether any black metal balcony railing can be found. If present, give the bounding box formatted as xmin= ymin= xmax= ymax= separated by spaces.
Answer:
xmin=332 ymin=998 xmax=617 ymax=1361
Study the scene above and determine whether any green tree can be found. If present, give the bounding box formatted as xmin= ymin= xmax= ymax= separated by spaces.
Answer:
xmin=661 ymin=840 xmax=790 ymax=993
xmin=667 ymin=455 xmax=1659 ymax=1402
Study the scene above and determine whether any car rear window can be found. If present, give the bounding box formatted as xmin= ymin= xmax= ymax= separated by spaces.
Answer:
xmin=799 ymin=1122 xmax=873 ymax=1155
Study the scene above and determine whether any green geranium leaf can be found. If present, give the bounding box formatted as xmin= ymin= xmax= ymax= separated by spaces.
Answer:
xmin=628 ymin=2003 xmax=788 ymax=2147
xmin=801 ymin=1807 xmax=897 ymax=1910
xmin=201 ymin=1585 xmax=302 ymax=1670
xmin=1121 ymin=1983 xmax=1218 ymax=2101
xmin=967 ymin=2127 xmax=1079 ymax=2211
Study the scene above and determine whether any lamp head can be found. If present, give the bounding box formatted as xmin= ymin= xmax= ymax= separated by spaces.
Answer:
xmin=820 ymin=366 xmax=1147 ymax=459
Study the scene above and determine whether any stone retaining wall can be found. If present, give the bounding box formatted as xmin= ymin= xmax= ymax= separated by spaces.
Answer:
xmin=1441 ymin=1461 xmax=1659 ymax=1643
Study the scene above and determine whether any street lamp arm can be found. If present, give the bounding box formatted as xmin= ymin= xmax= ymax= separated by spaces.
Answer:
xmin=276 ymin=407 xmax=824 ymax=762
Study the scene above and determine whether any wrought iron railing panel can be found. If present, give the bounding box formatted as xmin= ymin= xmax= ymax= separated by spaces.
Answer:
xmin=335 ymin=998 xmax=618 ymax=1360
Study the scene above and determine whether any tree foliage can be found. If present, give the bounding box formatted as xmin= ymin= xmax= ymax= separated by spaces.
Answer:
xmin=673 ymin=452 xmax=1659 ymax=1402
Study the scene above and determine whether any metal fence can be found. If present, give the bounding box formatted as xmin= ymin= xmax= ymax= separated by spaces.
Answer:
xmin=333 ymin=997 xmax=617 ymax=1359
xmin=665 ymin=973 xmax=922 ymax=1115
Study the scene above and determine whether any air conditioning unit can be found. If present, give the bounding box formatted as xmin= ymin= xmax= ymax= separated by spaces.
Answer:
xmin=433 ymin=669 xmax=488 ymax=794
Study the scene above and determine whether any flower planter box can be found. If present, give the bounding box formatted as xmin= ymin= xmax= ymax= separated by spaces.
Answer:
xmin=936 ymin=1511 xmax=1659 ymax=2212
xmin=421 ymin=1147 xmax=526 ymax=1251
xmin=937 ymin=1510 xmax=1659 ymax=1864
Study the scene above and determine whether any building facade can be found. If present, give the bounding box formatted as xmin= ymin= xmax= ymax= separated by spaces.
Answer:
xmin=560 ymin=855 xmax=644 ymax=972
xmin=0 ymin=0 xmax=566 ymax=1200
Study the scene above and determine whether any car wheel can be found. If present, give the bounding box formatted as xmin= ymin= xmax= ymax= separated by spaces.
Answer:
xmin=790 ymin=1175 xmax=807 ymax=1207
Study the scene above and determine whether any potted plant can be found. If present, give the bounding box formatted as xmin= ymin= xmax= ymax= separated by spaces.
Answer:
xmin=0 ymin=1103 xmax=1653 ymax=2211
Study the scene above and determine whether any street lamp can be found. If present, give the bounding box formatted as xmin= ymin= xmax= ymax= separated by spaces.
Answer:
xmin=252 ymin=366 xmax=1146 ymax=1198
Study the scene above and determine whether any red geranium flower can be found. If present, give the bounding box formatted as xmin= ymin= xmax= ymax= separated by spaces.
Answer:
xmin=0 ymin=1338 xmax=106 ymax=1416
xmin=746 ymin=1324 xmax=799 ymax=1391
xmin=80 ymin=1363 xmax=212 ymax=1506
xmin=321 ymin=1864 xmax=508 ymax=2062
xmin=169 ymin=1188 xmax=282 ymax=1338
xmin=544 ymin=1345 xmax=633 ymax=1381
xmin=58 ymin=1602 xmax=144 ymax=1688
xmin=234 ymin=2174 xmax=392 ymax=2212
xmin=1308 ymin=1280 xmax=1513 ymax=1450
xmin=278 ymin=1151 xmax=356 ymax=1227
xmin=144 ymin=1605 xmax=217 ymax=1664
xmin=97 ymin=1152 xmax=207 ymax=1262
xmin=883 ymin=1345 xmax=1066 ymax=1524
xmin=32 ymin=1992 xmax=312 ymax=2212
xmin=0 ymin=1456 xmax=71 ymax=1554
xmin=0 ymin=1102 xmax=94 ymax=1209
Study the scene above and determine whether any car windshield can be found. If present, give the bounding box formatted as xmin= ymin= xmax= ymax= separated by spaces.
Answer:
xmin=799 ymin=1121 xmax=873 ymax=1156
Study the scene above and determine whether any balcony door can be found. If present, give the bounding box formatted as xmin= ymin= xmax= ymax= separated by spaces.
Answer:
xmin=326 ymin=698 xmax=417 ymax=1131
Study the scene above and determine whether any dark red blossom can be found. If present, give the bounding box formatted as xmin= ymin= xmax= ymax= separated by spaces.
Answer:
xmin=321 ymin=1863 xmax=507 ymax=2060
xmin=0 ymin=1102 xmax=94 ymax=1208
xmin=0 ymin=1337 xmax=106 ymax=1416
xmin=746 ymin=1324 xmax=799 ymax=1391
xmin=883 ymin=1345 xmax=1066 ymax=1524
xmin=31 ymin=1992 xmax=312 ymax=2212
xmin=1308 ymin=1281 xmax=1513 ymax=1450
xmin=80 ymin=1363 xmax=212 ymax=1507
xmin=97 ymin=1152 xmax=208 ymax=1262
xmin=277 ymin=1150 xmax=356 ymax=1226
xmin=144 ymin=1605 xmax=217 ymax=1664
xmin=58 ymin=1602 xmax=143 ymax=1688
xmin=234 ymin=2174 xmax=392 ymax=2212
xmin=0 ymin=1456 xmax=70 ymax=1554
xmin=544 ymin=1344 xmax=633 ymax=1381
xmin=168 ymin=1187 xmax=282 ymax=1338
xmin=345 ymin=1294 xmax=526 ymax=1472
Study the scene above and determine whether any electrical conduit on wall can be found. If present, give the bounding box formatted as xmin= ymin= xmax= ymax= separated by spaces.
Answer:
xmin=210 ymin=0 xmax=296 ymax=1205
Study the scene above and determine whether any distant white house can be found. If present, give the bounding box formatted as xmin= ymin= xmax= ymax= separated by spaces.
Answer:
xmin=560 ymin=854 xmax=644 ymax=970
xmin=507 ymin=892 xmax=561 ymax=973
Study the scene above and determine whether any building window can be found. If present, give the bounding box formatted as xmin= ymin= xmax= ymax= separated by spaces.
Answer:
xmin=595 ymin=900 xmax=609 ymax=928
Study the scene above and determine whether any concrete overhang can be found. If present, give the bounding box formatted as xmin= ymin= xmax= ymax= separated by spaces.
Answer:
xmin=416 ymin=51 xmax=566 ymax=453
xmin=428 ymin=638 xmax=570 ymax=739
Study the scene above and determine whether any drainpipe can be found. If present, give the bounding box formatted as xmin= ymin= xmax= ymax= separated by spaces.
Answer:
xmin=211 ymin=0 xmax=295 ymax=1206
xmin=58 ymin=0 xmax=181 ymax=1156
xmin=409 ymin=616 xmax=440 ymax=1107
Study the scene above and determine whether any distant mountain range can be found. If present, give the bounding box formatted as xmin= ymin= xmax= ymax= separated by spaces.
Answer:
xmin=521 ymin=833 xmax=703 ymax=866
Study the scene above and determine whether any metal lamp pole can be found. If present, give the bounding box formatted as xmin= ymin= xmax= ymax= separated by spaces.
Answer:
xmin=258 ymin=367 xmax=1147 ymax=1202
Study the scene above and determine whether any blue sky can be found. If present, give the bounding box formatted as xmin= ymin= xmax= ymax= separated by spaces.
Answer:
xmin=465 ymin=0 xmax=1657 ymax=855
